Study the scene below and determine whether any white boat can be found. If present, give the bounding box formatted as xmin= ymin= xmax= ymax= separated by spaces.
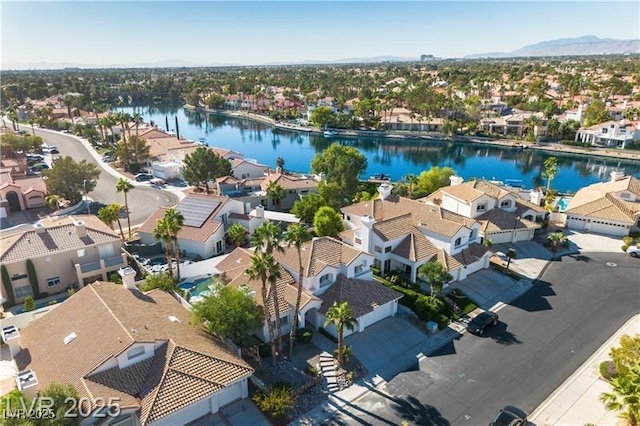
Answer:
xmin=323 ymin=130 xmax=336 ymax=138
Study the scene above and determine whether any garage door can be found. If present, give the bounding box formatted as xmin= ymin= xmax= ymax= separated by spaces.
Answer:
xmin=465 ymin=258 xmax=485 ymax=275
xmin=590 ymin=222 xmax=627 ymax=237
xmin=487 ymin=232 xmax=512 ymax=244
xmin=567 ymin=217 xmax=586 ymax=231
xmin=217 ymin=382 xmax=242 ymax=408
xmin=359 ymin=302 xmax=393 ymax=330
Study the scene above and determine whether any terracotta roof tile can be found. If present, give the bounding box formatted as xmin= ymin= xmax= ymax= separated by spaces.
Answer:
xmin=262 ymin=173 xmax=319 ymax=191
xmin=452 ymin=243 xmax=490 ymax=266
xmin=391 ymin=232 xmax=439 ymax=262
xmin=273 ymin=237 xmax=362 ymax=278
xmin=476 ymin=209 xmax=541 ymax=233
xmin=318 ymin=275 xmax=402 ymax=318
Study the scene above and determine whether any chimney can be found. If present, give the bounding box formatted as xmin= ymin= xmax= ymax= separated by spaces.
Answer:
xmin=255 ymin=205 xmax=264 ymax=219
xmin=610 ymin=171 xmax=626 ymax=182
xmin=359 ymin=215 xmax=375 ymax=252
xmin=74 ymin=220 xmax=87 ymax=238
xmin=118 ymin=266 xmax=137 ymax=290
xmin=33 ymin=222 xmax=46 ymax=234
xmin=449 ymin=176 xmax=464 ymax=186
xmin=2 ymin=325 xmax=21 ymax=358
xmin=377 ymin=183 xmax=393 ymax=200
xmin=529 ymin=188 xmax=544 ymax=206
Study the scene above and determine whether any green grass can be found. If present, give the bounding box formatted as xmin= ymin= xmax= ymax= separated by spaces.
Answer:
xmin=448 ymin=291 xmax=478 ymax=315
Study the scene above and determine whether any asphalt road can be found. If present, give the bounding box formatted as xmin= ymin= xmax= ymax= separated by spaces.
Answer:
xmin=28 ymin=128 xmax=178 ymax=225
xmin=325 ymin=252 xmax=639 ymax=426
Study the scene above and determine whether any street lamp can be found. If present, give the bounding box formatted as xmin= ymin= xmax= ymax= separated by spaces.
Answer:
xmin=512 ymin=215 xmax=521 ymax=243
xmin=83 ymin=179 xmax=90 ymax=215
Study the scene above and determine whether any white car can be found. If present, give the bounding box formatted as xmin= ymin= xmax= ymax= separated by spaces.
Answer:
xmin=627 ymin=246 xmax=640 ymax=258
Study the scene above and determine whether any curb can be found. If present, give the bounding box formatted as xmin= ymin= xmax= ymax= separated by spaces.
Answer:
xmin=529 ymin=314 xmax=640 ymax=422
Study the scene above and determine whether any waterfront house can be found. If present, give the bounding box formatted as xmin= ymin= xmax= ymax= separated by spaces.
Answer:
xmin=380 ymin=107 xmax=444 ymax=132
xmin=229 ymin=158 xmax=269 ymax=179
xmin=424 ymin=177 xmax=545 ymax=245
xmin=575 ymin=119 xmax=640 ymax=149
xmin=138 ymin=193 xmax=247 ymax=259
xmin=562 ymin=171 xmax=640 ymax=237
xmin=3 ymin=280 xmax=253 ymax=426
xmin=341 ymin=183 xmax=490 ymax=282
xmin=0 ymin=215 xmax=126 ymax=306
xmin=480 ymin=111 xmax=547 ymax=137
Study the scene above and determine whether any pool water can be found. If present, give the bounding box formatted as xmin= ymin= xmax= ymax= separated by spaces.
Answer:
xmin=179 ymin=277 xmax=218 ymax=297
xmin=556 ymin=197 xmax=572 ymax=212
xmin=148 ymin=257 xmax=166 ymax=266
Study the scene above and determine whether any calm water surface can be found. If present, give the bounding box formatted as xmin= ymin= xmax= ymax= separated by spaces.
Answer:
xmin=116 ymin=104 xmax=640 ymax=193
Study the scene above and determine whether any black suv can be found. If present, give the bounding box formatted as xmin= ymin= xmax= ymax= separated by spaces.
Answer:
xmin=489 ymin=405 xmax=528 ymax=426
xmin=466 ymin=311 xmax=498 ymax=335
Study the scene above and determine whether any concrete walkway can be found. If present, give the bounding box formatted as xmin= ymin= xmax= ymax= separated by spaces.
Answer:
xmin=530 ymin=314 xmax=639 ymax=426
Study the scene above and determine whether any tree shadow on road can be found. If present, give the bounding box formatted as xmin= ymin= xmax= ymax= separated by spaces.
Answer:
xmin=484 ymin=322 xmax=522 ymax=345
xmin=568 ymin=253 xmax=592 ymax=262
xmin=326 ymin=393 xmax=397 ymax=426
xmin=509 ymin=280 xmax=555 ymax=312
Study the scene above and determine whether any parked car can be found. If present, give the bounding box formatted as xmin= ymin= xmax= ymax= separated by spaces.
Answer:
xmin=134 ymin=173 xmax=153 ymax=182
xmin=101 ymin=155 xmax=114 ymax=163
xmin=489 ymin=406 xmax=528 ymax=426
xmin=466 ymin=311 xmax=499 ymax=335
xmin=628 ymin=246 xmax=640 ymax=258
xmin=49 ymin=148 xmax=60 ymax=155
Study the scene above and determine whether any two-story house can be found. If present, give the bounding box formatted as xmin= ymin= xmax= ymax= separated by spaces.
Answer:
xmin=138 ymin=193 xmax=246 ymax=259
xmin=216 ymin=238 xmax=402 ymax=340
xmin=424 ymin=177 xmax=545 ymax=245
xmin=563 ymin=172 xmax=640 ymax=237
xmin=2 ymin=279 xmax=254 ymax=426
xmin=575 ymin=119 xmax=640 ymax=149
xmin=0 ymin=155 xmax=48 ymax=212
xmin=0 ymin=215 xmax=126 ymax=306
xmin=341 ymin=183 xmax=490 ymax=282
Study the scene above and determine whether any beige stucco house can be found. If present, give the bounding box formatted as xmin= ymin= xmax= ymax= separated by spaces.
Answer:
xmin=0 ymin=215 xmax=126 ymax=306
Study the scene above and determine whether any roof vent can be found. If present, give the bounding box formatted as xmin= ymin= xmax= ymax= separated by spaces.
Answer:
xmin=168 ymin=316 xmax=180 ymax=323
xmin=1 ymin=325 xmax=20 ymax=343
xmin=16 ymin=370 xmax=38 ymax=391
xmin=63 ymin=332 xmax=77 ymax=345
xmin=74 ymin=220 xmax=87 ymax=238
xmin=33 ymin=222 xmax=46 ymax=234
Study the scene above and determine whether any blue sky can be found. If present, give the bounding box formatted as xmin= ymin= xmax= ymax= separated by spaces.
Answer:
xmin=2 ymin=1 xmax=639 ymax=68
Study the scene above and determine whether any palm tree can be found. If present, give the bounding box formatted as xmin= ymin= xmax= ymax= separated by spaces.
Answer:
xmin=275 ymin=156 xmax=285 ymax=173
xmin=324 ymin=301 xmax=358 ymax=367
xmin=227 ymin=223 xmax=247 ymax=247
xmin=98 ymin=203 xmax=125 ymax=241
xmin=132 ymin=112 xmax=144 ymax=137
xmin=265 ymin=181 xmax=286 ymax=211
xmin=547 ymin=231 xmax=568 ymax=252
xmin=153 ymin=216 xmax=174 ymax=280
xmin=404 ymin=173 xmax=419 ymax=198
xmin=600 ymin=366 xmax=640 ymax=426
xmin=246 ymin=251 xmax=280 ymax=365
xmin=44 ymin=195 xmax=60 ymax=211
xmin=28 ymin=119 xmax=36 ymax=136
xmin=164 ymin=207 xmax=185 ymax=281
xmin=251 ymin=222 xmax=285 ymax=357
xmin=284 ymin=224 xmax=312 ymax=357
xmin=115 ymin=178 xmax=134 ymax=239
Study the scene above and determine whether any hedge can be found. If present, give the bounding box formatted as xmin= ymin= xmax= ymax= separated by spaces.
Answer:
xmin=1 ymin=265 xmax=14 ymax=307
xmin=26 ymin=259 xmax=40 ymax=299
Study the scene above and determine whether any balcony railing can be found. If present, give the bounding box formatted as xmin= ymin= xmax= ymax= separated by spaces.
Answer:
xmin=104 ymin=255 xmax=125 ymax=268
xmin=76 ymin=254 xmax=126 ymax=277
xmin=80 ymin=261 xmax=101 ymax=274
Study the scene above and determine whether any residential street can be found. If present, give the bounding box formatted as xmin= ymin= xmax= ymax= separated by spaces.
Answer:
xmin=323 ymin=252 xmax=639 ymax=426
xmin=28 ymin=128 xmax=178 ymax=226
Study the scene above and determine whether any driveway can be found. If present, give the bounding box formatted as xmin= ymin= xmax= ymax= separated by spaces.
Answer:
xmin=187 ymin=399 xmax=270 ymax=426
xmin=452 ymin=269 xmax=529 ymax=311
xmin=21 ymin=126 xmax=178 ymax=226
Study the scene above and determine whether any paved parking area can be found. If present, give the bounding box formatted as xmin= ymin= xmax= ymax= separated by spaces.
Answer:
xmin=452 ymin=269 xmax=531 ymax=311
xmin=187 ymin=399 xmax=270 ymax=426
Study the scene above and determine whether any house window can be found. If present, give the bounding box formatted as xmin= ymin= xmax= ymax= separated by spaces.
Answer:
xmin=127 ymin=346 xmax=145 ymax=360
xmin=300 ymin=190 xmax=309 ymax=194
xmin=77 ymin=249 xmax=87 ymax=257
xmin=220 ymin=213 xmax=228 ymax=225
xmin=354 ymin=237 xmax=362 ymax=245
xmin=476 ymin=204 xmax=487 ymax=212
xmin=46 ymin=277 xmax=62 ymax=288
xmin=271 ymin=316 xmax=289 ymax=329
xmin=455 ymin=237 xmax=462 ymax=247
xmin=355 ymin=265 xmax=363 ymax=274
xmin=374 ymin=246 xmax=382 ymax=253
xmin=11 ymin=273 xmax=28 ymax=281
xmin=384 ymin=246 xmax=392 ymax=253
xmin=288 ymin=190 xmax=296 ymax=194
xmin=14 ymin=285 xmax=32 ymax=299
xmin=500 ymin=200 xmax=511 ymax=208
xmin=216 ymin=240 xmax=223 ymax=253
xmin=319 ymin=274 xmax=332 ymax=287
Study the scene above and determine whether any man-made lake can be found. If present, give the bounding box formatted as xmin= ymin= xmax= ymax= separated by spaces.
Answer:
xmin=116 ymin=104 xmax=640 ymax=193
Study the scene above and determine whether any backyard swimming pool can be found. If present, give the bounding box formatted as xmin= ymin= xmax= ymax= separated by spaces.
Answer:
xmin=556 ymin=197 xmax=573 ymax=212
xmin=179 ymin=276 xmax=219 ymax=298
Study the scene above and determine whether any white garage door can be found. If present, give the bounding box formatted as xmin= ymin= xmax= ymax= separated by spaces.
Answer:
xmin=567 ymin=217 xmax=586 ymax=231
xmin=487 ymin=231 xmax=512 ymax=244
xmin=590 ymin=222 xmax=627 ymax=237
xmin=465 ymin=258 xmax=485 ymax=275
xmin=359 ymin=302 xmax=394 ymax=330
xmin=217 ymin=382 xmax=242 ymax=408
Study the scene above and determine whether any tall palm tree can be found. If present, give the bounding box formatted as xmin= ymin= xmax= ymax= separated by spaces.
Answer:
xmin=404 ymin=173 xmax=419 ymax=198
xmin=265 ymin=181 xmax=286 ymax=210
xmin=251 ymin=222 xmax=285 ymax=357
xmin=153 ymin=216 xmax=174 ymax=280
xmin=324 ymin=301 xmax=358 ymax=367
xmin=115 ymin=178 xmax=134 ymax=239
xmin=98 ymin=203 xmax=125 ymax=241
xmin=246 ymin=251 xmax=280 ymax=365
xmin=28 ymin=119 xmax=36 ymax=136
xmin=132 ymin=112 xmax=144 ymax=137
xmin=284 ymin=224 xmax=312 ymax=357
xmin=163 ymin=207 xmax=184 ymax=281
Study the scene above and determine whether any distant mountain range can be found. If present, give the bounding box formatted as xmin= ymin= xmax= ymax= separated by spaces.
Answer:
xmin=465 ymin=35 xmax=640 ymax=58
xmin=4 ymin=36 xmax=639 ymax=70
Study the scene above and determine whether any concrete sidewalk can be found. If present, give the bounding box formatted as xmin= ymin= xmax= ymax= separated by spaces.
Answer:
xmin=530 ymin=314 xmax=639 ymax=426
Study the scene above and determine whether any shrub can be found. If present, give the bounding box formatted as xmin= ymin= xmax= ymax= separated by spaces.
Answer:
xmin=23 ymin=296 xmax=35 ymax=312
xmin=296 ymin=327 xmax=313 ymax=344
xmin=253 ymin=385 xmax=295 ymax=418
xmin=599 ymin=360 xmax=616 ymax=381
xmin=621 ymin=244 xmax=629 ymax=252
xmin=371 ymin=267 xmax=381 ymax=276
xmin=346 ymin=371 xmax=355 ymax=381
xmin=272 ymin=381 xmax=293 ymax=391
xmin=48 ymin=300 xmax=58 ymax=306
xmin=622 ymin=236 xmax=634 ymax=246
xmin=305 ymin=365 xmax=319 ymax=377
xmin=109 ymin=272 xmax=123 ymax=284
